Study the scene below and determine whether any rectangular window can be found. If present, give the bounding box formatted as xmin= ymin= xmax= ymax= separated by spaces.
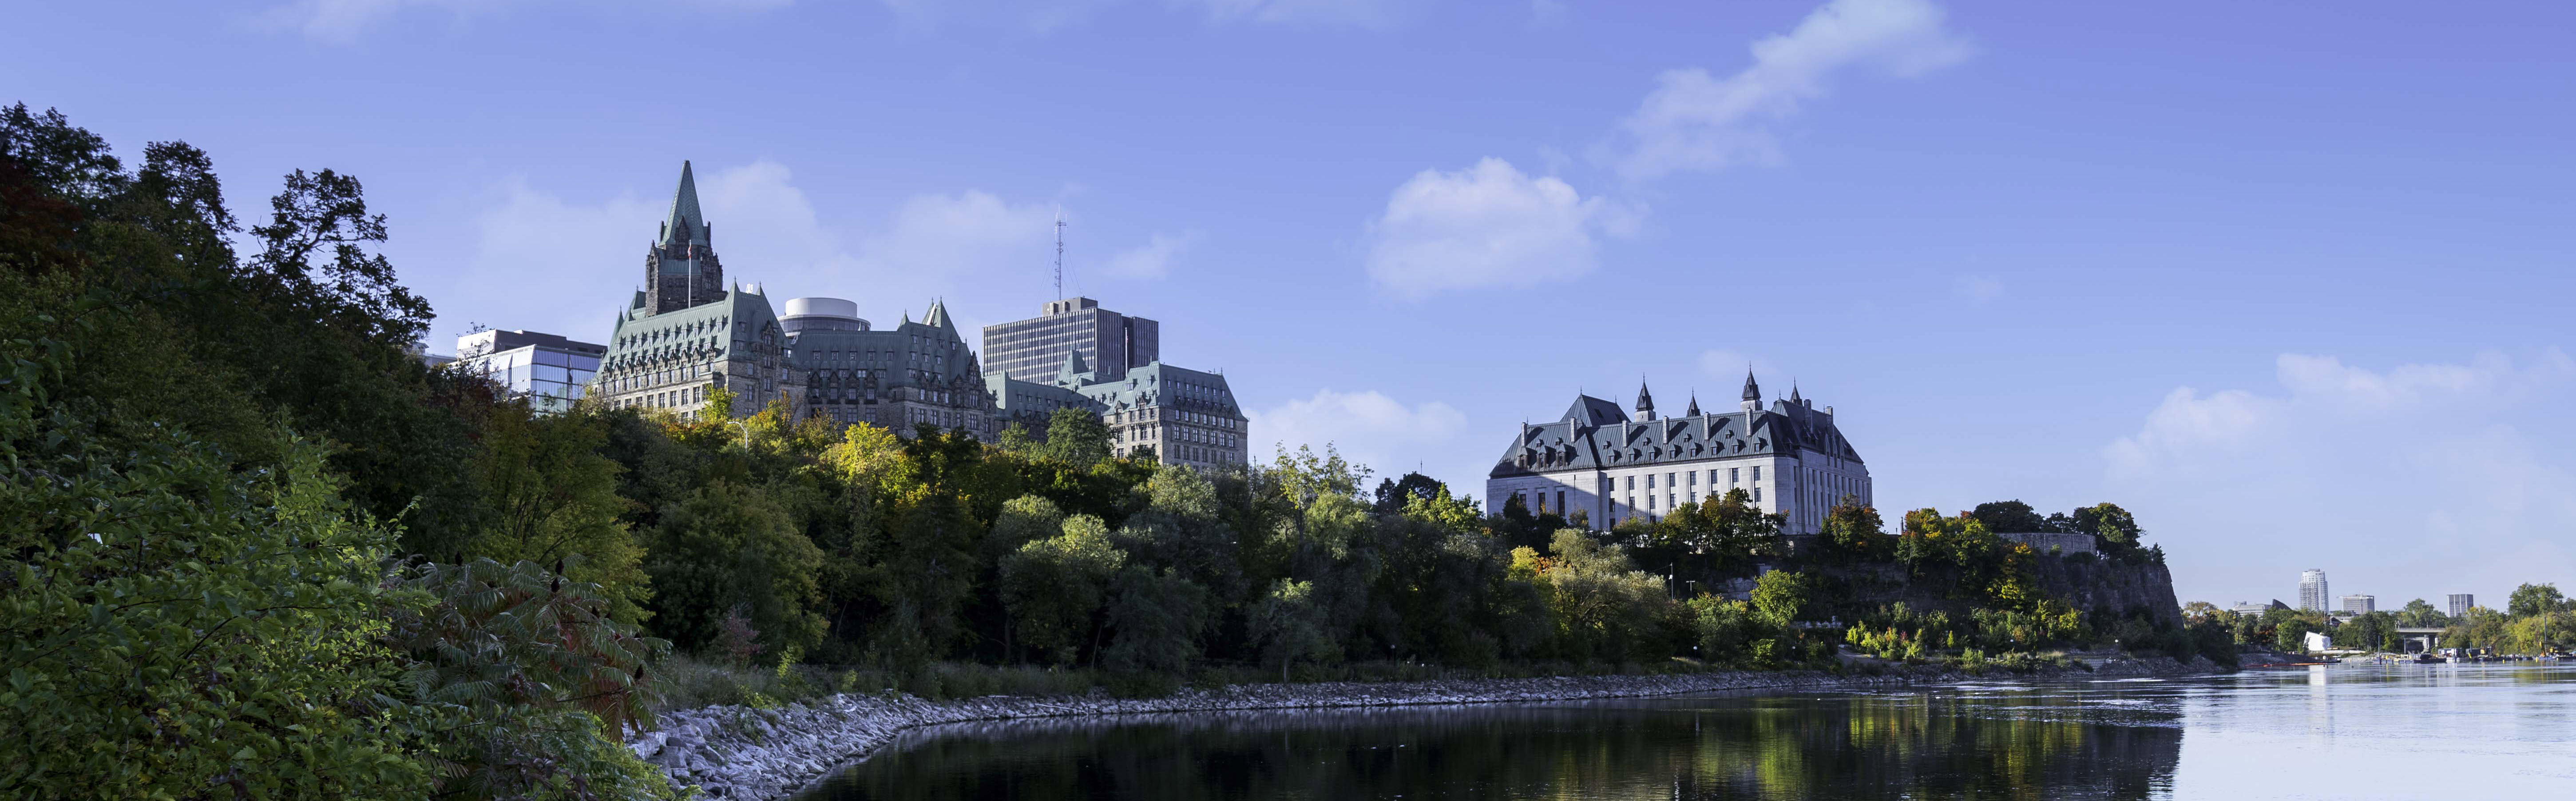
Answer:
xmin=1647 ymin=495 xmax=1656 ymax=510
xmin=1556 ymin=491 xmax=1566 ymax=515
xmin=1625 ymin=476 xmax=1634 ymax=490
xmin=1668 ymin=493 xmax=1676 ymax=509
xmin=1666 ymin=472 xmax=1676 ymax=488
xmin=1730 ymin=468 xmax=1740 ymax=483
xmin=1688 ymin=472 xmax=1697 ymax=486
xmin=1646 ymin=474 xmax=1656 ymax=489
xmin=1752 ymin=466 xmax=1763 ymax=481
xmin=1753 ymin=487 xmax=1763 ymax=503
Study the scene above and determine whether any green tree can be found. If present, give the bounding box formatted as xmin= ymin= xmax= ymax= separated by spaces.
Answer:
xmin=998 ymin=514 xmax=1126 ymax=666
xmin=1247 ymin=579 xmax=1336 ymax=681
xmin=1969 ymin=500 xmax=2049 ymax=533
xmin=1101 ymin=566 xmax=1211 ymax=675
xmin=2396 ymin=598 xmax=2448 ymax=627
xmin=1751 ymin=570 xmax=1812 ymax=627
xmin=1037 ymin=406 xmax=1113 ymax=467
xmin=644 ymin=481 xmax=827 ymax=655
xmin=0 ymin=409 xmax=428 ymax=798
xmin=1530 ymin=530 xmax=1673 ymax=663
xmin=1819 ymin=501 xmax=1887 ymax=562
xmin=469 ymin=406 xmax=650 ymax=621
xmin=2507 ymin=583 xmax=2567 ymax=617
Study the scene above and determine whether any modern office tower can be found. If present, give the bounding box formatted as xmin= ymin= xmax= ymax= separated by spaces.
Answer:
xmin=1486 ymin=373 xmax=1869 ymax=533
xmin=980 ymin=297 xmax=1159 ymax=387
xmin=2340 ymin=594 xmax=2375 ymax=615
xmin=452 ymin=329 xmax=604 ymax=415
xmin=785 ymin=296 xmax=1001 ymax=439
xmin=2299 ymin=569 xmax=2330 ymax=612
xmin=591 ymin=163 xmax=804 ymax=422
xmin=2448 ymin=593 xmax=2475 ymax=618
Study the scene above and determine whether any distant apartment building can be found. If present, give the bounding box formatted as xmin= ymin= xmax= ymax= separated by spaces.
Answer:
xmin=2340 ymin=594 xmax=2375 ymax=615
xmin=980 ymin=297 xmax=1158 ymax=387
xmin=453 ymin=329 xmax=604 ymax=415
xmin=2448 ymin=593 xmax=2476 ymax=618
xmin=2299 ymin=569 xmax=2330 ymax=612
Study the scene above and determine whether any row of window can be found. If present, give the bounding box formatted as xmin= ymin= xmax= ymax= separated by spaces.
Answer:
xmin=614 ymin=384 xmax=707 ymax=412
xmin=1617 ymin=466 xmax=1759 ymax=492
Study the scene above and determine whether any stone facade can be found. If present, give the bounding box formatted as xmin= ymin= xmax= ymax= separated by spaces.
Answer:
xmin=986 ymin=350 xmax=1250 ymax=472
xmin=1486 ymin=373 xmax=1870 ymax=533
xmin=786 ymin=297 xmax=999 ymax=441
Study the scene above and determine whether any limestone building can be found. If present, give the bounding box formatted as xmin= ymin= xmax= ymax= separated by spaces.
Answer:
xmin=986 ymin=350 xmax=1250 ymax=473
xmin=591 ymin=163 xmax=802 ymax=422
xmin=1485 ymin=373 xmax=1870 ymax=533
xmin=783 ymin=296 xmax=1000 ymax=439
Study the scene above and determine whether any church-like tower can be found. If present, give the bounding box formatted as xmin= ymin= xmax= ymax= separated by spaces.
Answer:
xmin=646 ymin=161 xmax=725 ymax=315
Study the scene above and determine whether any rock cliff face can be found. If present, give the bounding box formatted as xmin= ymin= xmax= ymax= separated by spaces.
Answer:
xmin=1816 ymin=556 xmax=2181 ymax=626
xmin=2026 ymin=557 xmax=2181 ymax=625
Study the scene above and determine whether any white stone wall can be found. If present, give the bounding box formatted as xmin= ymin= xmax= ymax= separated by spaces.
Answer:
xmin=1490 ymin=451 xmax=1857 ymax=530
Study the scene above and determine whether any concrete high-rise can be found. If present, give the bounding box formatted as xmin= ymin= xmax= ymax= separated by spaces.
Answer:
xmin=980 ymin=298 xmax=1158 ymax=387
xmin=2299 ymin=569 xmax=2330 ymax=612
xmin=2448 ymin=593 xmax=2475 ymax=618
xmin=2339 ymin=594 xmax=2374 ymax=615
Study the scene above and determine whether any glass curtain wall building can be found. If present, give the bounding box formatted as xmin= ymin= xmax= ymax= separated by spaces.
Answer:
xmin=453 ymin=329 xmax=605 ymax=415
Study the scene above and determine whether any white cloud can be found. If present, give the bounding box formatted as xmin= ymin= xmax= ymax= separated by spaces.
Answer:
xmin=262 ymin=0 xmax=789 ymax=43
xmin=857 ymin=190 xmax=1058 ymax=279
xmin=1101 ymin=231 xmax=1198 ymax=280
xmin=1613 ymin=0 xmax=1971 ymax=179
xmin=2103 ymin=350 xmax=2576 ymax=606
xmin=1248 ymin=389 xmax=1468 ymax=481
xmin=1363 ymin=158 xmax=1633 ymax=300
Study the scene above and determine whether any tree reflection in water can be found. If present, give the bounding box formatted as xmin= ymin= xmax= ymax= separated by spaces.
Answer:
xmin=799 ymin=685 xmax=2182 ymax=801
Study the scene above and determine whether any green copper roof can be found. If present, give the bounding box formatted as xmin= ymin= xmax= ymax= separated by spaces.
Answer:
xmin=659 ymin=161 xmax=705 ymax=247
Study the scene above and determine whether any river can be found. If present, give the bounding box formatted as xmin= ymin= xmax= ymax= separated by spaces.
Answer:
xmin=796 ymin=663 xmax=2575 ymax=800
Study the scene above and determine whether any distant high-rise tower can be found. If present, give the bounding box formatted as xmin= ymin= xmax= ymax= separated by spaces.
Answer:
xmin=2339 ymin=594 xmax=2375 ymax=615
xmin=979 ymin=297 xmax=1159 ymax=387
xmin=2447 ymin=593 xmax=2475 ymax=619
xmin=2299 ymin=569 xmax=2330 ymax=612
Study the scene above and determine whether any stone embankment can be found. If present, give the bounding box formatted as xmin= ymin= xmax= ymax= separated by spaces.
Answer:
xmin=630 ymin=656 xmax=2213 ymax=800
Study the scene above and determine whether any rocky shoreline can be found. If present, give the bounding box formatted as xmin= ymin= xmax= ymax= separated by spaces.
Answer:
xmin=628 ymin=656 xmax=2213 ymax=800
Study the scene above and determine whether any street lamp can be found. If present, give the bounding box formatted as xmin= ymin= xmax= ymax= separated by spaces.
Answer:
xmin=727 ymin=419 xmax=751 ymax=450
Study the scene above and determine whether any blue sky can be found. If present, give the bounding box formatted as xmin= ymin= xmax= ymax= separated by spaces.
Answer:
xmin=13 ymin=0 xmax=2574 ymax=608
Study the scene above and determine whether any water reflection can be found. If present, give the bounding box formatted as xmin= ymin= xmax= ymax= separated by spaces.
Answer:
xmin=802 ymin=666 xmax=2576 ymax=801
xmin=803 ymin=685 xmax=2184 ymax=801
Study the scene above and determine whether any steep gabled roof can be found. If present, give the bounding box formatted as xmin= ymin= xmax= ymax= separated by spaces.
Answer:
xmin=658 ymin=161 xmax=705 ymax=247
xmin=1560 ymin=394 xmax=1628 ymax=426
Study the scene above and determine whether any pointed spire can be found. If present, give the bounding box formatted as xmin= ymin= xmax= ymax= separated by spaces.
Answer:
xmin=659 ymin=161 xmax=705 ymax=246
xmin=1685 ymin=392 xmax=1701 ymax=417
xmin=1740 ymin=368 xmax=1762 ymax=402
xmin=1789 ymin=382 xmax=1803 ymax=404
xmin=923 ymin=299 xmax=953 ymax=329
xmin=1635 ymin=377 xmax=1656 ymax=421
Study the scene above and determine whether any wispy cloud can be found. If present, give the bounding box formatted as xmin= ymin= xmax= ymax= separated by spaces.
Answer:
xmin=1248 ymin=388 xmax=1469 ymax=481
xmin=1610 ymin=0 xmax=1971 ymax=179
xmin=2104 ymin=349 xmax=2576 ymax=604
xmin=878 ymin=0 xmax=1412 ymax=32
xmin=261 ymin=0 xmax=791 ymax=43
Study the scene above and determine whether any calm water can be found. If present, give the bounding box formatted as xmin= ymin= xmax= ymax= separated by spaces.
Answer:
xmin=800 ymin=664 xmax=2576 ymax=800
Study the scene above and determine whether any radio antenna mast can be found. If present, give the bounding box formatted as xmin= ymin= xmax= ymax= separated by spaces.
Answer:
xmin=1053 ymin=208 xmax=1066 ymax=300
